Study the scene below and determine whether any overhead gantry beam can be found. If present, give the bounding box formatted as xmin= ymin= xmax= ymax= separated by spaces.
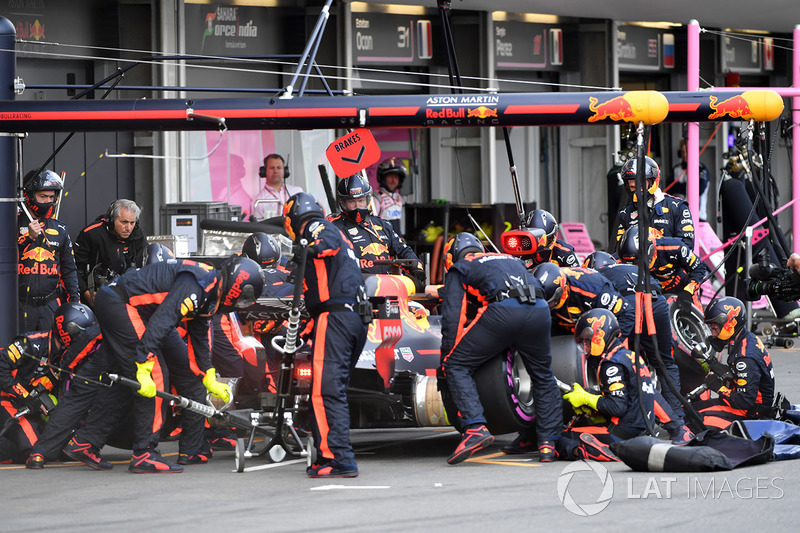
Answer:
xmin=0 ymin=89 xmax=783 ymax=133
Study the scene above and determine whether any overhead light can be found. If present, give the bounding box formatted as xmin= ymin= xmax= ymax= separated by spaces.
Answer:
xmin=724 ymin=28 xmax=770 ymax=35
xmin=492 ymin=11 xmax=560 ymax=24
xmin=623 ymin=21 xmax=683 ymax=29
xmin=351 ymin=2 xmax=428 ymax=15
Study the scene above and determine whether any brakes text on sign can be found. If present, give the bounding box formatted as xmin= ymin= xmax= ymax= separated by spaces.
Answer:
xmin=326 ymin=128 xmax=381 ymax=178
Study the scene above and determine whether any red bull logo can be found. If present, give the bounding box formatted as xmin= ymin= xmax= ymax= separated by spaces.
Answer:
xmin=588 ymin=96 xmax=635 ymax=123
xmin=587 ymin=314 xmax=607 ymax=355
xmin=19 ymin=262 xmax=59 ymax=276
xmin=20 ymin=247 xmax=56 ymax=262
xmin=223 ymin=269 xmax=251 ymax=307
xmin=55 ymin=315 xmax=71 ymax=345
xmin=361 ymin=243 xmax=389 ymax=257
xmin=426 ymin=107 xmax=466 ymax=119
xmin=721 ymin=304 xmax=742 ymax=338
xmin=708 ymin=95 xmax=753 ymax=120
xmin=467 ymin=106 xmax=498 ymax=119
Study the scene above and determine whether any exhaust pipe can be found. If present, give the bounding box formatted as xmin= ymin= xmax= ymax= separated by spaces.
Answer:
xmin=412 ymin=375 xmax=450 ymax=427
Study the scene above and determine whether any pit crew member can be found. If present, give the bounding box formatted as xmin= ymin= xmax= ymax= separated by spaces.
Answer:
xmin=439 ymin=233 xmax=563 ymax=464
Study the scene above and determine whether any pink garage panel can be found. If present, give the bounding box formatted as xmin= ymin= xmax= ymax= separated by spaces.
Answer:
xmin=559 ymin=222 xmax=596 ymax=264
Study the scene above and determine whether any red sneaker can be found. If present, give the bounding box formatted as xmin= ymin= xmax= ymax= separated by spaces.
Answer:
xmin=447 ymin=425 xmax=494 ymax=465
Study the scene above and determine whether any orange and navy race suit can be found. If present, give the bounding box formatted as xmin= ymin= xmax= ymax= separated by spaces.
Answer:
xmin=559 ymin=340 xmax=681 ymax=460
xmin=330 ymin=212 xmax=425 ymax=290
xmin=301 ymin=217 xmax=368 ymax=468
xmin=554 ymin=267 xmax=634 ymax=338
xmin=31 ymin=323 xmax=113 ymax=460
xmin=528 ymin=238 xmax=580 ymax=269
xmin=18 ymin=214 xmax=80 ymax=331
xmin=650 ymin=236 xmax=707 ymax=293
xmin=440 ymin=252 xmax=562 ymax=439
xmin=76 ymin=260 xmax=220 ymax=453
xmin=694 ymin=330 xmax=776 ymax=429
xmin=0 ymin=332 xmax=55 ymax=462
xmin=596 ymin=262 xmax=684 ymax=417
xmin=616 ymin=189 xmax=695 ymax=249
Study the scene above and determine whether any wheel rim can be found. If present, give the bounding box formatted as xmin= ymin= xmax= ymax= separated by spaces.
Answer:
xmin=673 ymin=306 xmax=710 ymax=352
xmin=510 ymin=351 xmax=534 ymax=410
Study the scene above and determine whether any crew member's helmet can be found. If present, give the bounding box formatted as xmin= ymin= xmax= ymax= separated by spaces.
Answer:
xmin=242 ymin=232 xmax=281 ymax=268
xmin=376 ymin=157 xmax=407 ymax=192
xmin=532 ymin=262 xmax=568 ymax=309
xmin=23 ymin=169 xmax=63 ymax=219
xmin=620 ymin=156 xmax=660 ymax=203
xmin=443 ymin=233 xmax=484 ymax=273
xmin=617 ymin=226 xmax=655 ymax=267
xmin=704 ymin=296 xmax=747 ymax=350
xmin=218 ymin=256 xmax=266 ymax=313
xmin=52 ymin=302 xmax=96 ymax=349
xmin=283 ymin=192 xmax=324 ymax=241
xmin=524 ymin=209 xmax=559 ymax=260
xmin=142 ymin=243 xmax=176 ymax=266
xmin=336 ymin=173 xmax=373 ymax=224
xmin=574 ymin=308 xmax=622 ymax=357
xmin=582 ymin=251 xmax=618 ymax=270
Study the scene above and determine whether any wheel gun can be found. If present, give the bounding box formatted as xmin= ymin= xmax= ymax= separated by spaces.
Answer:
xmin=686 ymin=342 xmax=736 ymax=401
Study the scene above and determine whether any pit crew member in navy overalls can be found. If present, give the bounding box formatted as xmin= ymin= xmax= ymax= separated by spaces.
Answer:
xmin=439 ymin=233 xmax=563 ymax=464
xmin=25 ymin=303 xmax=109 ymax=468
xmin=18 ymin=169 xmax=80 ymax=333
xmin=618 ymin=226 xmax=707 ymax=311
xmin=0 ymin=324 xmax=62 ymax=463
xmin=614 ymin=156 xmax=695 ymax=249
xmin=519 ymin=209 xmax=580 ymax=269
xmin=583 ymin=251 xmax=685 ymax=421
xmin=693 ymin=297 xmax=775 ymax=429
xmin=330 ymin=173 xmax=426 ymax=293
xmin=559 ymin=309 xmax=691 ymax=461
xmin=284 ymin=192 xmax=369 ymax=478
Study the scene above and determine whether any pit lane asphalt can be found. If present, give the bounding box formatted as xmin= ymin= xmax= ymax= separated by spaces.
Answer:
xmin=3 ymin=346 xmax=800 ymax=532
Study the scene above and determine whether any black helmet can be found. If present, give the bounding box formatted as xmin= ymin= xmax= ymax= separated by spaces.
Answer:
xmin=704 ymin=296 xmax=747 ymax=350
xmin=337 ymin=174 xmax=373 ymax=224
xmin=532 ymin=262 xmax=567 ymax=309
xmin=283 ymin=192 xmax=324 ymax=241
xmin=23 ymin=169 xmax=63 ymax=219
xmin=617 ymin=226 xmax=655 ymax=266
xmin=218 ymin=256 xmax=266 ymax=313
xmin=52 ymin=302 xmax=96 ymax=349
xmin=242 ymin=232 xmax=281 ymax=268
xmin=620 ymin=156 xmax=660 ymax=202
xmin=574 ymin=308 xmax=622 ymax=357
xmin=524 ymin=209 xmax=559 ymax=257
xmin=443 ymin=233 xmax=484 ymax=273
xmin=142 ymin=243 xmax=176 ymax=266
xmin=376 ymin=157 xmax=407 ymax=192
xmin=582 ymin=251 xmax=617 ymax=270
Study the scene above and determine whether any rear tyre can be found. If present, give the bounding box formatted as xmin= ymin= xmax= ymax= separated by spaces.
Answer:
xmin=474 ymin=350 xmax=537 ymax=436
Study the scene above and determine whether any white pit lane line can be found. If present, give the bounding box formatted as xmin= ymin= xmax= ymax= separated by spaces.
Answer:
xmin=310 ymin=485 xmax=391 ymax=491
xmin=238 ymin=429 xmax=458 ymax=473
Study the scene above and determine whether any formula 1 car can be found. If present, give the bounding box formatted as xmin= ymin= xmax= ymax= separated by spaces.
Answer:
xmin=224 ymin=270 xmax=594 ymax=468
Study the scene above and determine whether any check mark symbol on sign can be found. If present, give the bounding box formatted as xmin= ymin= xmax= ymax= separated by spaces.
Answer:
xmin=341 ymin=145 xmax=366 ymax=164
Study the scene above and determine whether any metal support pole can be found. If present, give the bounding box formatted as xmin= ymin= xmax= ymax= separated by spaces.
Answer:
xmin=0 ymin=17 xmax=18 ymax=346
